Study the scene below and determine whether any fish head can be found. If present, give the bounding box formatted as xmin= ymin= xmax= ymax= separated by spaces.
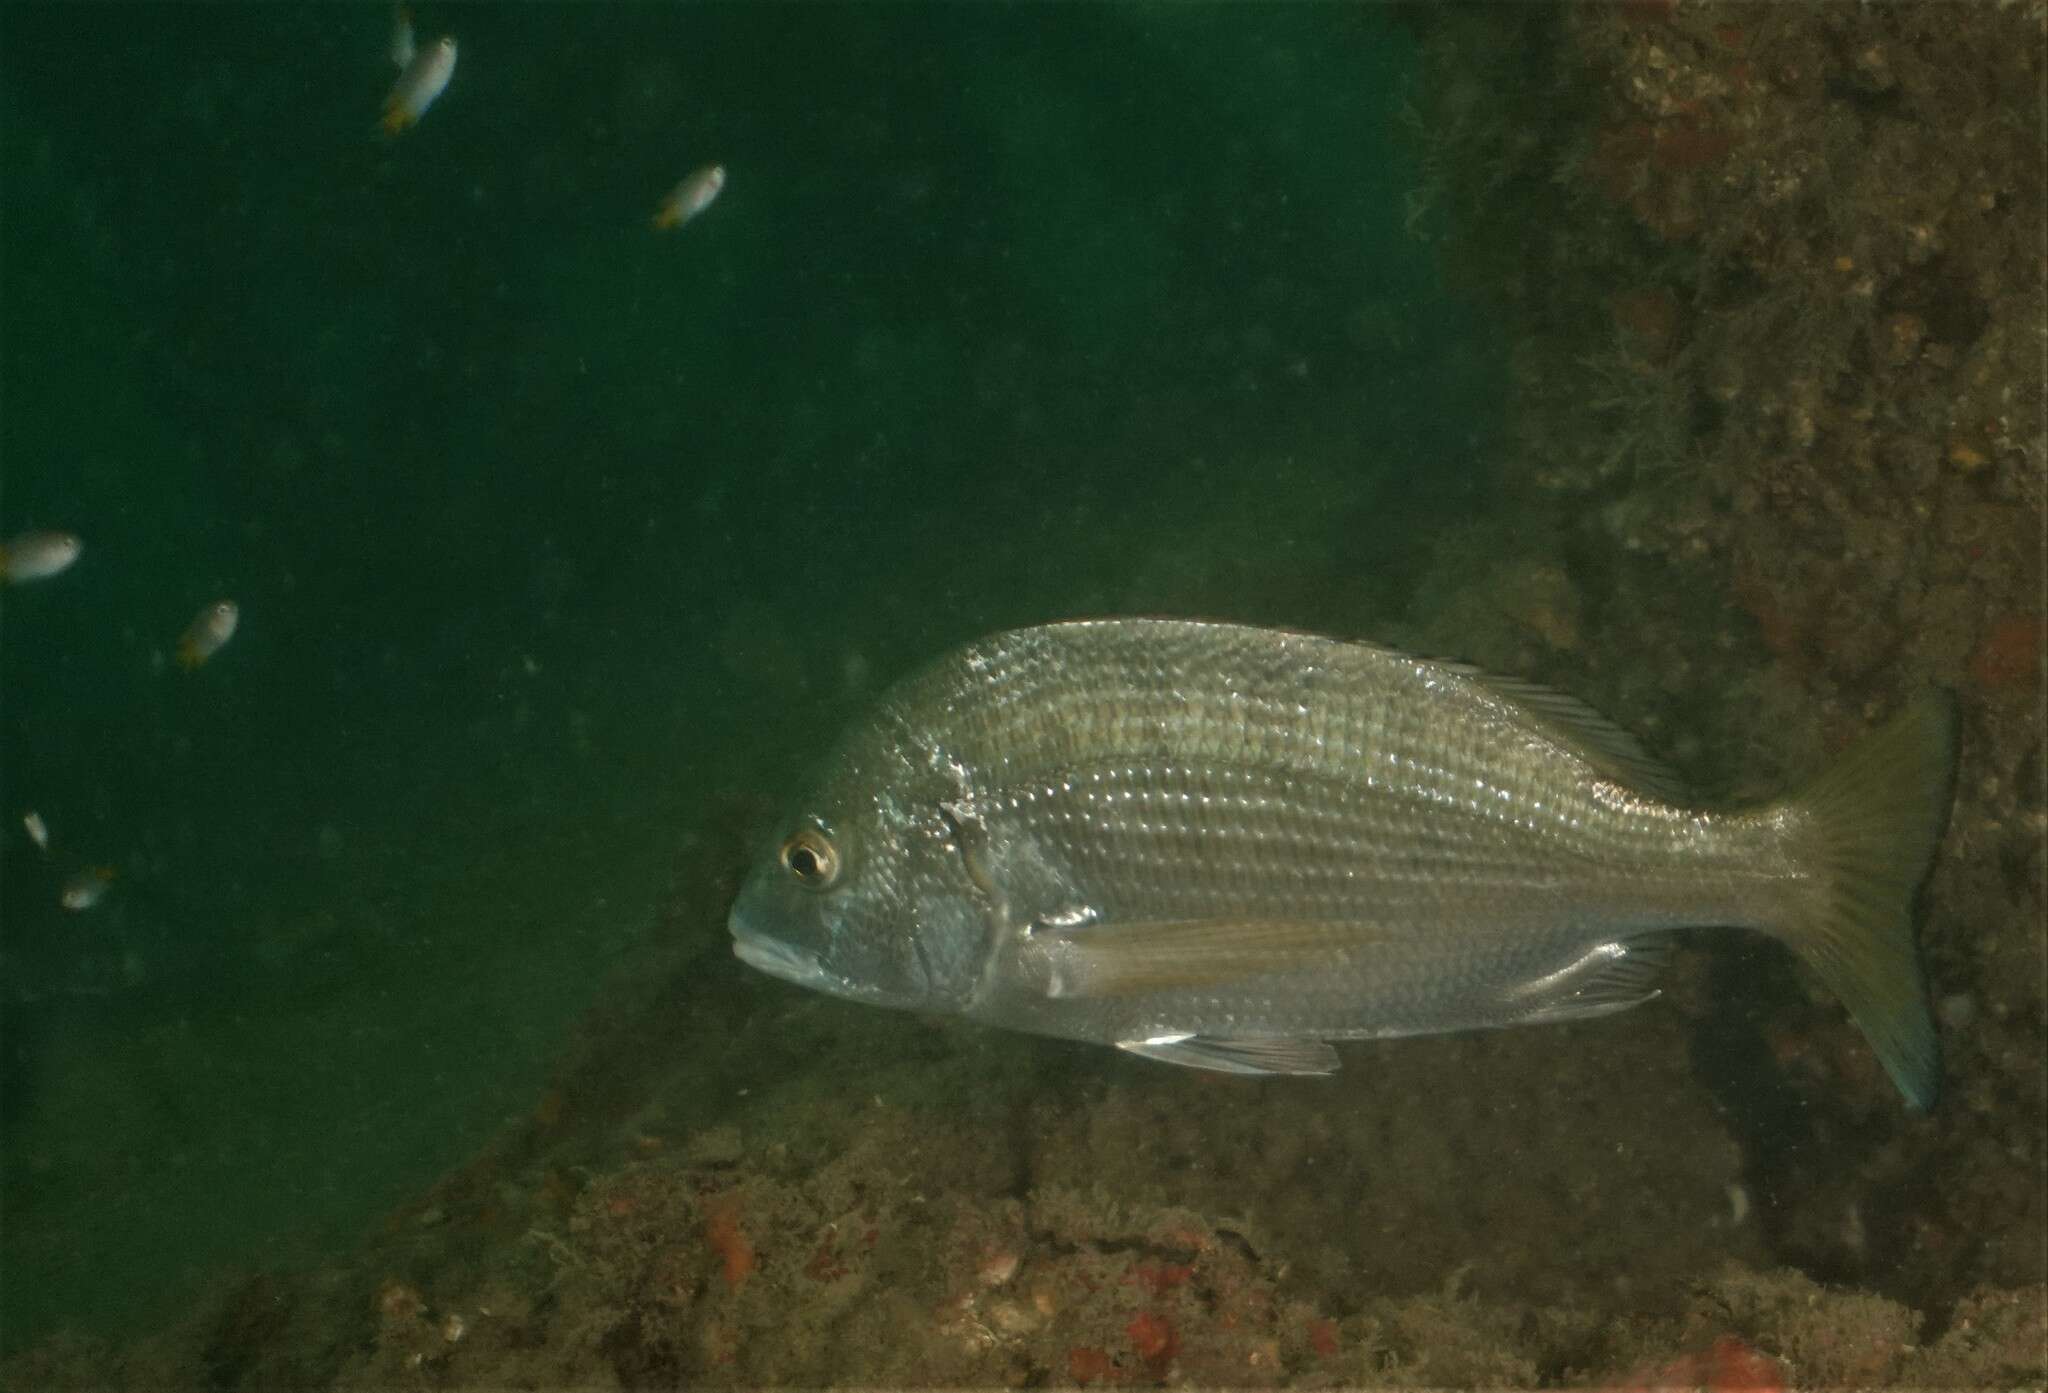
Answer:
xmin=729 ymin=725 xmax=989 ymax=1013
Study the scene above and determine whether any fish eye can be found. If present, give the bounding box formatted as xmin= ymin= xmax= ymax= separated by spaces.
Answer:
xmin=779 ymin=826 xmax=840 ymax=890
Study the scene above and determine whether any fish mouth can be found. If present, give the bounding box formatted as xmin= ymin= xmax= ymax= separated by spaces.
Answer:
xmin=732 ymin=932 xmax=832 ymax=989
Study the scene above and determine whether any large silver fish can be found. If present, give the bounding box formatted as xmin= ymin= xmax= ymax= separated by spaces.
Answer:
xmin=729 ymin=619 xmax=1956 ymax=1108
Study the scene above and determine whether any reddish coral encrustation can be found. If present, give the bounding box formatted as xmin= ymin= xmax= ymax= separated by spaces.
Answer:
xmin=703 ymin=1194 xmax=755 ymax=1288
xmin=1126 ymin=1310 xmax=1179 ymax=1365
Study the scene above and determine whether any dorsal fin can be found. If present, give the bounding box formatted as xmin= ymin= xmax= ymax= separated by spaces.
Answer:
xmin=1454 ymin=667 xmax=1688 ymax=802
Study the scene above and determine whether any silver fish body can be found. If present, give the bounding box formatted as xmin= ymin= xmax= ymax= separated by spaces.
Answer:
xmin=730 ymin=619 xmax=1954 ymax=1107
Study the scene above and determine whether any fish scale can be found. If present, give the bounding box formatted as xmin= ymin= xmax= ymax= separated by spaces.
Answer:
xmin=731 ymin=618 xmax=1956 ymax=1108
xmin=965 ymin=759 xmax=1633 ymax=1034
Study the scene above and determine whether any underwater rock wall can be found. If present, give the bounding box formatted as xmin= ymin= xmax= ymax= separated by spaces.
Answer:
xmin=1403 ymin=0 xmax=2045 ymax=1329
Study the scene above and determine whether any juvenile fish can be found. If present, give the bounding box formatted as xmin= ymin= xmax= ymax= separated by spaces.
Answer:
xmin=176 ymin=599 xmax=239 ymax=670
xmin=382 ymin=33 xmax=455 ymax=135
xmin=61 ymin=866 xmax=115 ymax=912
xmin=1 ymin=530 xmax=82 ymax=584
xmin=729 ymin=619 xmax=1956 ymax=1109
xmin=654 ymin=164 xmax=726 ymax=232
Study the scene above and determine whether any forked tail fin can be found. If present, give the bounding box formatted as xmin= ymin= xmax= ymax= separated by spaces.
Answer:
xmin=1779 ymin=690 xmax=1958 ymax=1110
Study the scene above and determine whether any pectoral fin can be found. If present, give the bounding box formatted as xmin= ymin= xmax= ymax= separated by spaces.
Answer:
xmin=1035 ymin=916 xmax=1382 ymax=998
xmin=1117 ymin=1034 xmax=1340 ymax=1076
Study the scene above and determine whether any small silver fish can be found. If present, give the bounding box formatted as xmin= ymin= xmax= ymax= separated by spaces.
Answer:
xmin=23 ymin=811 xmax=50 ymax=854
xmin=653 ymin=164 xmax=725 ymax=231
xmin=61 ymin=865 xmax=115 ymax=912
xmin=1 ymin=530 xmax=82 ymax=584
xmin=729 ymin=619 xmax=1956 ymax=1108
xmin=382 ymin=32 xmax=455 ymax=136
xmin=176 ymin=599 xmax=239 ymax=670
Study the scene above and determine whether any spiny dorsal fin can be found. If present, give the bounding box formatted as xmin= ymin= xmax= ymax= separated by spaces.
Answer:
xmin=1458 ymin=668 xmax=1688 ymax=802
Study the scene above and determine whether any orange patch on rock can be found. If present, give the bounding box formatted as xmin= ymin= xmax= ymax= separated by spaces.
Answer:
xmin=1308 ymin=1318 xmax=1340 ymax=1357
xmin=1124 ymin=1261 xmax=1194 ymax=1297
xmin=1126 ymin=1310 xmax=1179 ymax=1366
xmin=1068 ymin=1346 xmax=1120 ymax=1384
xmin=803 ymin=1230 xmax=849 ymax=1282
xmin=1615 ymin=1335 xmax=1787 ymax=1393
xmin=703 ymin=1195 xmax=756 ymax=1288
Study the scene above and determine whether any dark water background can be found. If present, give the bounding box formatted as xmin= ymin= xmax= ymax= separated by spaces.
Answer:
xmin=1 ymin=4 xmax=1501 ymax=1352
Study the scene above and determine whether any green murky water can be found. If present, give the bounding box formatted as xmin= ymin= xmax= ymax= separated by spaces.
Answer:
xmin=1 ymin=4 xmax=1497 ymax=1353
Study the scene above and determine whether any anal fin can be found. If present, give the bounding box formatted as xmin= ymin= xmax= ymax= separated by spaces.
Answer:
xmin=1117 ymin=1034 xmax=1340 ymax=1076
xmin=1501 ymin=936 xmax=1670 ymax=1024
